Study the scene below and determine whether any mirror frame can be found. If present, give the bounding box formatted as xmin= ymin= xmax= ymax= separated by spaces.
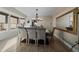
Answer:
xmin=56 ymin=7 xmax=79 ymax=34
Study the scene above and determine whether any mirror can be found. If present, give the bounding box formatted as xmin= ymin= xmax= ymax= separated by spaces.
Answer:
xmin=56 ymin=12 xmax=73 ymax=31
xmin=56 ymin=8 xmax=78 ymax=34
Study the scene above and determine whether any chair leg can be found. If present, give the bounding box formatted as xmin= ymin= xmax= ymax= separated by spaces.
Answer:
xmin=37 ymin=39 xmax=38 ymax=46
xmin=26 ymin=39 xmax=28 ymax=45
xmin=19 ymin=38 xmax=22 ymax=46
xmin=44 ymin=39 xmax=46 ymax=47
xmin=19 ymin=41 xmax=21 ymax=46
xmin=28 ymin=39 xmax=29 ymax=45
xmin=35 ymin=40 xmax=37 ymax=46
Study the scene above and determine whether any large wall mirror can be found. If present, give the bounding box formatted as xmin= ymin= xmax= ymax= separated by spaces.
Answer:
xmin=56 ymin=8 xmax=79 ymax=34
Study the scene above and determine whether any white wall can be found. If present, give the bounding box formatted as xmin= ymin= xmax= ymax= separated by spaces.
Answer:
xmin=0 ymin=29 xmax=18 ymax=52
xmin=0 ymin=7 xmax=25 ymax=52
xmin=37 ymin=16 xmax=53 ymax=31
xmin=24 ymin=17 xmax=32 ymax=27
xmin=0 ymin=7 xmax=26 ymax=18
xmin=2 ymin=7 xmax=27 ymax=18
xmin=0 ymin=7 xmax=22 ymax=40
xmin=0 ymin=29 xmax=18 ymax=40
xmin=25 ymin=16 xmax=53 ymax=31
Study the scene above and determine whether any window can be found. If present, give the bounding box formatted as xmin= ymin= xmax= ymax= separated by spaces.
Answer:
xmin=20 ymin=19 xmax=25 ymax=24
xmin=19 ymin=18 xmax=25 ymax=27
xmin=10 ymin=16 xmax=18 ymax=29
xmin=0 ymin=12 xmax=8 ymax=31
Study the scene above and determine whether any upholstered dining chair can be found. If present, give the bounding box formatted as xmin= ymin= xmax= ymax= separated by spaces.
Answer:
xmin=18 ymin=28 xmax=28 ymax=45
xmin=27 ymin=28 xmax=37 ymax=45
xmin=37 ymin=29 xmax=46 ymax=46
xmin=51 ymin=27 xmax=56 ymax=43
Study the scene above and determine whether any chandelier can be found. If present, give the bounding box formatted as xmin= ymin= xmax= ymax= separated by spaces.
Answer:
xmin=32 ymin=9 xmax=42 ymax=22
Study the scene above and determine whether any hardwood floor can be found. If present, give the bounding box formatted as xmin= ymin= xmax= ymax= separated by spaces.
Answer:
xmin=16 ymin=37 xmax=72 ymax=52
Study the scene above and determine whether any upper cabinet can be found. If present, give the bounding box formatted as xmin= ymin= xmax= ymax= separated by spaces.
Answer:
xmin=56 ymin=8 xmax=79 ymax=34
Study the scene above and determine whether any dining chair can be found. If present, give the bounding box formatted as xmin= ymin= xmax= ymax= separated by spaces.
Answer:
xmin=37 ymin=29 xmax=46 ymax=46
xmin=18 ymin=28 xmax=28 ymax=45
xmin=27 ymin=28 xmax=37 ymax=45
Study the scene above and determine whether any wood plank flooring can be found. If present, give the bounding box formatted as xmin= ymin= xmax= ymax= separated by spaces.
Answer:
xmin=16 ymin=37 xmax=72 ymax=52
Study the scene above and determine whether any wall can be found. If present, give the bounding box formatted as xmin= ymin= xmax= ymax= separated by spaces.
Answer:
xmin=0 ymin=7 xmax=25 ymax=18
xmin=0 ymin=7 xmax=22 ymax=40
xmin=0 ymin=29 xmax=18 ymax=40
xmin=0 ymin=7 xmax=25 ymax=51
xmin=25 ymin=16 xmax=53 ymax=31
xmin=24 ymin=17 xmax=32 ymax=27
xmin=0 ymin=29 xmax=18 ymax=52
xmin=2 ymin=7 xmax=27 ymax=18
xmin=37 ymin=16 xmax=53 ymax=31
xmin=53 ymin=8 xmax=78 ymax=50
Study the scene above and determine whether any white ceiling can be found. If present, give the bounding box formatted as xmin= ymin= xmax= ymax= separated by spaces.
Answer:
xmin=15 ymin=7 xmax=74 ymax=17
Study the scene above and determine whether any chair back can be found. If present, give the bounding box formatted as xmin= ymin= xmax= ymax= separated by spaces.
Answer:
xmin=18 ymin=28 xmax=28 ymax=41
xmin=27 ymin=28 xmax=36 ymax=40
xmin=37 ymin=29 xmax=46 ymax=40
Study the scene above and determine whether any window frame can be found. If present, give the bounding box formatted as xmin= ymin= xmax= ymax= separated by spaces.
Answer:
xmin=10 ymin=15 xmax=19 ymax=24
xmin=10 ymin=15 xmax=19 ymax=29
xmin=0 ymin=12 xmax=8 ymax=23
xmin=0 ymin=12 xmax=9 ymax=31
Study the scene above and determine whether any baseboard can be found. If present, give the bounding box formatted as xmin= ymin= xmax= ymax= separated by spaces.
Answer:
xmin=54 ymin=34 xmax=72 ymax=49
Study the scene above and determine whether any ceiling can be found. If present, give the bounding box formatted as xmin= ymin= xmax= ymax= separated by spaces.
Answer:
xmin=15 ymin=7 xmax=74 ymax=17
